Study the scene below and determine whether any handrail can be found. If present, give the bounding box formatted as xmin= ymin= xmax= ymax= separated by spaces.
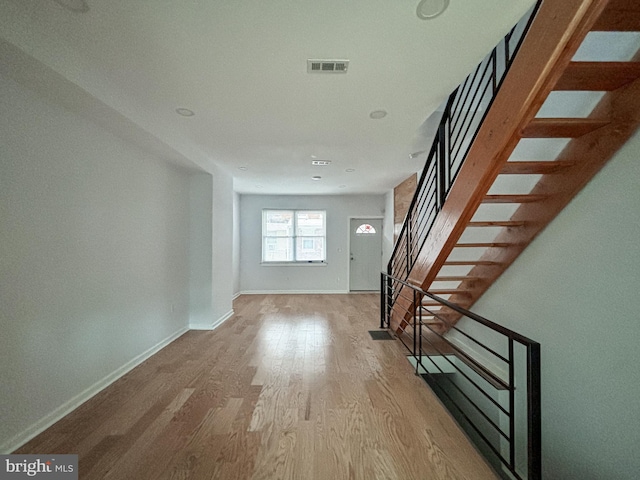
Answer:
xmin=381 ymin=272 xmax=541 ymax=480
xmin=388 ymin=2 xmax=542 ymax=283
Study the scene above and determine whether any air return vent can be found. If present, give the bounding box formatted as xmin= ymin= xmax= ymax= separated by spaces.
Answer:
xmin=307 ymin=59 xmax=349 ymax=74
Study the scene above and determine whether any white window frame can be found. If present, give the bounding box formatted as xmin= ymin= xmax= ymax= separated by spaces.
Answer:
xmin=262 ymin=209 xmax=327 ymax=264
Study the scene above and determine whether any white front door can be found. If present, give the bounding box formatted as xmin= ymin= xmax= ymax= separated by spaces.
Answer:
xmin=349 ymin=218 xmax=383 ymax=291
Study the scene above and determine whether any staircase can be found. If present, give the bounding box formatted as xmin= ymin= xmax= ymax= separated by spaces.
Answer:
xmin=389 ymin=0 xmax=640 ymax=334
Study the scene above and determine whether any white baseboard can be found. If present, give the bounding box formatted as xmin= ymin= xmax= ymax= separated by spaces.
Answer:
xmin=0 ymin=327 xmax=189 ymax=454
xmin=189 ymin=309 xmax=234 ymax=331
xmin=239 ymin=290 xmax=349 ymax=295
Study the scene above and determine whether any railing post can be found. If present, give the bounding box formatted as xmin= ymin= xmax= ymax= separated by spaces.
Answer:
xmin=412 ymin=289 xmax=417 ymax=364
xmin=380 ymin=273 xmax=385 ymax=329
xmin=508 ymin=338 xmax=516 ymax=471
xmin=528 ymin=343 xmax=542 ymax=479
xmin=418 ymin=294 xmax=423 ymax=374
xmin=438 ymin=125 xmax=447 ymax=208
xmin=406 ymin=211 xmax=412 ymax=275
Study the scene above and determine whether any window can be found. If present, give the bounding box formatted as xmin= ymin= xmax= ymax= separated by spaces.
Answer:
xmin=355 ymin=223 xmax=377 ymax=235
xmin=262 ymin=210 xmax=326 ymax=263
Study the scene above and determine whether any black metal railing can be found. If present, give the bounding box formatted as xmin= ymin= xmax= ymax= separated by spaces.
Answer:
xmin=388 ymin=2 xmax=541 ymax=285
xmin=381 ymin=272 xmax=541 ymax=480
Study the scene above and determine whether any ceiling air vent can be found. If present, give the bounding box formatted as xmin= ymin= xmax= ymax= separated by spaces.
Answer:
xmin=307 ymin=59 xmax=349 ymax=74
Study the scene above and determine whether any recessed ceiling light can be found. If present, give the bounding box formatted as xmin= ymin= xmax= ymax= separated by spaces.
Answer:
xmin=311 ymin=160 xmax=331 ymax=166
xmin=175 ymin=108 xmax=195 ymax=117
xmin=345 ymin=168 xmax=355 ymax=173
xmin=52 ymin=0 xmax=89 ymax=13
xmin=238 ymin=166 xmax=247 ymax=171
xmin=409 ymin=150 xmax=427 ymax=159
xmin=369 ymin=110 xmax=387 ymax=119
xmin=416 ymin=0 xmax=449 ymax=20
xmin=312 ymin=176 xmax=322 ymax=181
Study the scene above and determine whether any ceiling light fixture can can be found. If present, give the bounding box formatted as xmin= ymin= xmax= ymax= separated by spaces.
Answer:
xmin=175 ymin=108 xmax=195 ymax=117
xmin=416 ymin=0 xmax=449 ymax=20
xmin=312 ymin=176 xmax=322 ymax=181
xmin=369 ymin=110 xmax=387 ymax=119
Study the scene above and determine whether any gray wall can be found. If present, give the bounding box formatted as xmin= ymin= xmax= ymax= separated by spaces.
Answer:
xmin=0 ymin=73 xmax=193 ymax=450
xmin=239 ymin=194 xmax=387 ymax=293
xmin=460 ymin=128 xmax=640 ymax=479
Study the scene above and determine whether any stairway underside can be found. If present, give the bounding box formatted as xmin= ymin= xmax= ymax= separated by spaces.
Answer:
xmin=392 ymin=0 xmax=640 ymax=333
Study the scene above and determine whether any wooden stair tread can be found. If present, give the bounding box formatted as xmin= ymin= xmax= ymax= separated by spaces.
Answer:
xmin=468 ymin=220 xmax=526 ymax=227
xmin=555 ymin=62 xmax=640 ymax=91
xmin=428 ymin=289 xmax=471 ymax=296
xmin=455 ymin=242 xmax=513 ymax=248
xmin=592 ymin=0 xmax=640 ymax=31
xmin=521 ymin=118 xmax=610 ymax=138
xmin=500 ymin=161 xmax=573 ymax=175
xmin=434 ymin=276 xmax=482 ymax=281
xmin=443 ymin=260 xmax=500 ymax=266
xmin=482 ymin=194 xmax=548 ymax=204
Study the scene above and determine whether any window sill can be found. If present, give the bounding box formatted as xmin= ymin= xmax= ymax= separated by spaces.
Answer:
xmin=261 ymin=261 xmax=327 ymax=267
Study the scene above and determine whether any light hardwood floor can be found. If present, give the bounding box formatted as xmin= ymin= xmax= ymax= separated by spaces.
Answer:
xmin=16 ymin=294 xmax=497 ymax=479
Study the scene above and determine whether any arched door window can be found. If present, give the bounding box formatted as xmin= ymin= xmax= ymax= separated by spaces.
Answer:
xmin=355 ymin=223 xmax=376 ymax=235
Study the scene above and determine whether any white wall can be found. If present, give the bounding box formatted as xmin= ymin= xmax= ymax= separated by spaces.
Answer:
xmin=188 ymin=169 xmax=234 ymax=330
xmin=239 ymin=194 xmax=386 ymax=293
xmin=461 ymin=128 xmax=640 ymax=479
xmin=210 ymin=167 xmax=234 ymax=321
xmin=0 ymin=73 xmax=192 ymax=451
xmin=189 ymin=174 xmax=213 ymax=327
xmin=232 ymin=191 xmax=241 ymax=297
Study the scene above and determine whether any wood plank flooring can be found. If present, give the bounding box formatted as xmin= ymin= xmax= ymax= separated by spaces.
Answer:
xmin=15 ymin=294 xmax=497 ymax=479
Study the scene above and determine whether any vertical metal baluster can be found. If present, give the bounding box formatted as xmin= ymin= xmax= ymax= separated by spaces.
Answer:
xmin=509 ymin=338 xmax=516 ymax=470
xmin=418 ymin=294 xmax=423 ymax=376
xmin=528 ymin=343 xmax=542 ymax=479
xmin=438 ymin=130 xmax=446 ymax=209
xmin=407 ymin=211 xmax=412 ymax=275
xmin=380 ymin=273 xmax=385 ymax=329
xmin=413 ymin=288 xmax=418 ymax=369
xmin=492 ymin=49 xmax=498 ymax=94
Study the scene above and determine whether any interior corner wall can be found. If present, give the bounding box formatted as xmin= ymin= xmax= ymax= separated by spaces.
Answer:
xmin=232 ymin=191 xmax=241 ymax=297
xmin=189 ymin=168 xmax=234 ymax=329
xmin=465 ymin=128 xmax=640 ymax=479
xmin=0 ymin=73 xmax=192 ymax=451
xmin=239 ymin=194 xmax=386 ymax=293
xmin=210 ymin=167 xmax=234 ymax=322
xmin=189 ymin=173 xmax=213 ymax=328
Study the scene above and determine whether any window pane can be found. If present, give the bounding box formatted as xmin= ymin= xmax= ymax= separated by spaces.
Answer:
xmin=263 ymin=237 xmax=293 ymax=262
xmin=296 ymin=211 xmax=325 ymax=236
xmin=264 ymin=210 xmax=294 ymax=237
xmin=296 ymin=236 xmax=325 ymax=261
xmin=262 ymin=209 xmax=326 ymax=262
xmin=356 ymin=223 xmax=376 ymax=234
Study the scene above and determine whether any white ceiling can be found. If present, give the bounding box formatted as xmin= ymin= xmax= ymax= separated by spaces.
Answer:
xmin=0 ymin=0 xmax=538 ymax=195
